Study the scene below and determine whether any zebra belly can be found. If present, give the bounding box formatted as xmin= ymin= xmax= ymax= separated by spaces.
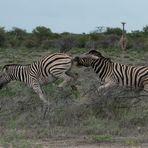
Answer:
xmin=39 ymin=74 xmax=57 ymax=85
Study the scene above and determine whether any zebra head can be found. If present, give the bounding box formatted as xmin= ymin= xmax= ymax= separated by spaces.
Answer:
xmin=74 ymin=51 xmax=99 ymax=67
xmin=0 ymin=71 xmax=11 ymax=89
xmin=74 ymin=50 xmax=111 ymax=68
xmin=0 ymin=64 xmax=16 ymax=89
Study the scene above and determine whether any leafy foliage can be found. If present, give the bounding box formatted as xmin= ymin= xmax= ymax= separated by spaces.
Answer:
xmin=0 ymin=25 xmax=148 ymax=50
xmin=32 ymin=26 xmax=52 ymax=42
xmin=0 ymin=27 xmax=6 ymax=47
xmin=105 ymin=27 xmax=123 ymax=35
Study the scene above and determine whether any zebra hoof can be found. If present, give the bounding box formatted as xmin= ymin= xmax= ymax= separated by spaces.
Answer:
xmin=42 ymin=103 xmax=52 ymax=119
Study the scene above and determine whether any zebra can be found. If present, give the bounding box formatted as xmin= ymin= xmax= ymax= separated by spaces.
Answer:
xmin=0 ymin=52 xmax=76 ymax=105
xmin=74 ymin=50 xmax=148 ymax=92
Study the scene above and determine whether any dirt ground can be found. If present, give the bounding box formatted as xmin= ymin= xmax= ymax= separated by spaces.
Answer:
xmin=34 ymin=138 xmax=148 ymax=148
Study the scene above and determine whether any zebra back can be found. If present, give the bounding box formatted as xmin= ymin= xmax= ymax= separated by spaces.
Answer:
xmin=112 ymin=63 xmax=148 ymax=88
xmin=3 ymin=64 xmax=30 ymax=71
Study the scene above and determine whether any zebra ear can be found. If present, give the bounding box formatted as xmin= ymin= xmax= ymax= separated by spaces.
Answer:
xmin=88 ymin=50 xmax=102 ymax=57
xmin=2 ymin=65 xmax=8 ymax=72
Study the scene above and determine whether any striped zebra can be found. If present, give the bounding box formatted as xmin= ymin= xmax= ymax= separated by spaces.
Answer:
xmin=74 ymin=50 xmax=148 ymax=92
xmin=0 ymin=53 xmax=75 ymax=105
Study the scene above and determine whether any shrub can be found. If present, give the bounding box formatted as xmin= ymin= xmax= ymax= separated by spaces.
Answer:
xmin=0 ymin=27 xmax=6 ymax=47
xmin=24 ymin=39 xmax=37 ymax=48
xmin=57 ymin=35 xmax=77 ymax=52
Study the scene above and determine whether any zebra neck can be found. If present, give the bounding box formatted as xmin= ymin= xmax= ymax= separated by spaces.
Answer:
xmin=92 ymin=59 xmax=112 ymax=80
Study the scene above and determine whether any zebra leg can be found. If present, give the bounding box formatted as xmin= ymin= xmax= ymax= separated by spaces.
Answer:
xmin=31 ymin=83 xmax=49 ymax=105
xmin=144 ymin=84 xmax=148 ymax=92
xmin=57 ymin=73 xmax=73 ymax=88
xmin=98 ymin=82 xmax=113 ymax=92
xmin=32 ymin=84 xmax=51 ymax=119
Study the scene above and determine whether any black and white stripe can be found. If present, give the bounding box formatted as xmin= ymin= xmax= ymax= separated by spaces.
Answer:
xmin=0 ymin=53 xmax=74 ymax=104
xmin=74 ymin=50 xmax=148 ymax=92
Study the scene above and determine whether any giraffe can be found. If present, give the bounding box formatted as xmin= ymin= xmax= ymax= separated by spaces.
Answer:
xmin=119 ymin=22 xmax=128 ymax=50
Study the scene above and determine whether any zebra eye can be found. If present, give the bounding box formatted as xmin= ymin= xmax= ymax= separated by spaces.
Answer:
xmin=82 ymin=58 xmax=86 ymax=62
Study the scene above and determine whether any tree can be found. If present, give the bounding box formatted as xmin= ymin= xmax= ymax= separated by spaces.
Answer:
xmin=32 ymin=26 xmax=52 ymax=42
xmin=143 ymin=25 xmax=148 ymax=35
xmin=131 ymin=30 xmax=143 ymax=38
xmin=9 ymin=27 xmax=27 ymax=40
xmin=58 ymin=35 xmax=76 ymax=52
xmin=0 ymin=27 xmax=6 ymax=47
xmin=105 ymin=27 xmax=123 ymax=36
xmin=96 ymin=26 xmax=105 ymax=33
xmin=6 ymin=27 xmax=27 ymax=47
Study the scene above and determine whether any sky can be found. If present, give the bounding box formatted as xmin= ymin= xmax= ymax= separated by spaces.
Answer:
xmin=0 ymin=0 xmax=148 ymax=33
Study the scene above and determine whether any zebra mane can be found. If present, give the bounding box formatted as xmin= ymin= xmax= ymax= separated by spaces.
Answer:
xmin=88 ymin=50 xmax=111 ymax=62
xmin=88 ymin=50 xmax=103 ymax=57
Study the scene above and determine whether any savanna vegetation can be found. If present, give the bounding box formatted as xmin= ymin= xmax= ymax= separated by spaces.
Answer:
xmin=0 ymin=25 xmax=148 ymax=51
xmin=0 ymin=25 xmax=148 ymax=147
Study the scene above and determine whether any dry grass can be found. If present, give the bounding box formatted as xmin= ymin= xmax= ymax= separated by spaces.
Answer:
xmin=0 ymin=47 xmax=148 ymax=147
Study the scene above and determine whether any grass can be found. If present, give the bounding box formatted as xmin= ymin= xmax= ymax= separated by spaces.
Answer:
xmin=0 ymin=128 xmax=38 ymax=148
xmin=125 ymin=138 xmax=141 ymax=147
xmin=0 ymin=47 xmax=148 ymax=146
xmin=92 ymin=135 xmax=113 ymax=143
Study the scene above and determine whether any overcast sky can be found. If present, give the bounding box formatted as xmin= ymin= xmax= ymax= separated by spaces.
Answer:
xmin=0 ymin=0 xmax=148 ymax=33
